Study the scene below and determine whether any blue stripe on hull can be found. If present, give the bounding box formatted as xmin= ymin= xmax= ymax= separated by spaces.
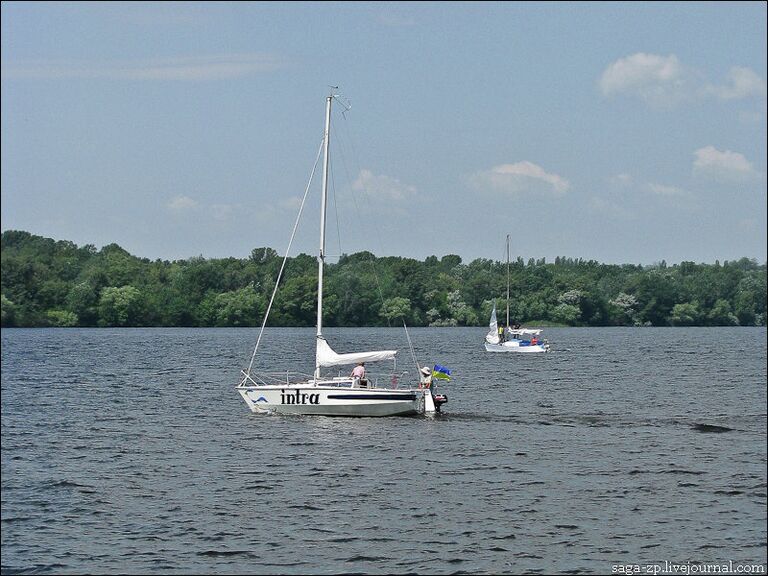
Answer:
xmin=327 ymin=393 xmax=417 ymax=401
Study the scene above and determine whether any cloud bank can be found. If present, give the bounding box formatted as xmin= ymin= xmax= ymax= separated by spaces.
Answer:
xmin=600 ymin=53 xmax=766 ymax=105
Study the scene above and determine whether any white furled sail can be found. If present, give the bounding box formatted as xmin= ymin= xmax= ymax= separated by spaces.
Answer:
xmin=485 ymin=305 xmax=500 ymax=344
xmin=507 ymin=328 xmax=542 ymax=336
xmin=316 ymin=336 xmax=397 ymax=368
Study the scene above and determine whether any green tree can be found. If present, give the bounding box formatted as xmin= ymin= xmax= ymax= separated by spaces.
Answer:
xmin=98 ymin=286 xmax=144 ymax=327
xmin=669 ymin=302 xmax=703 ymax=326
xmin=631 ymin=271 xmax=680 ymax=326
xmin=551 ymin=303 xmax=580 ymax=325
xmin=66 ymin=281 xmax=100 ymax=326
xmin=733 ymin=275 xmax=767 ymax=326
xmin=608 ymin=292 xmax=639 ymax=326
xmin=446 ymin=290 xmax=478 ymax=326
xmin=46 ymin=310 xmax=79 ymax=327
xmin=201 ymin=286 xmax=265 ymax=327
xmin=707 ymin=299 xmax=739 ymax=326
xmin=379 ymin=296 xmax=412 ymax=324
xmin=1 ymin=294 xmax=16 ymax=327
xmin=273 ymin=276 xmax=317 ymax=326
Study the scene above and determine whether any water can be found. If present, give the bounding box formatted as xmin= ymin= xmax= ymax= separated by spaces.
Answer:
xmin=1 ymin=327 xmax=766 ymax=575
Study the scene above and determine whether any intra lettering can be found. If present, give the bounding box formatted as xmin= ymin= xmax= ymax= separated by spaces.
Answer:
xmin=280 ymin=389 xmax=320 ymax=405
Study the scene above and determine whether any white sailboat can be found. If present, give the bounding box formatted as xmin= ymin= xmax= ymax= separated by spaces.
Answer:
xmin=484 ymin=235 xmax=550 ymax=353
xmin=236 ymin=93 xmax=447 ymax=416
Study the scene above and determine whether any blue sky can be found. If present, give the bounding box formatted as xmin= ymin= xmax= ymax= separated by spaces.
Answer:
xmin=1 ymin=1 xmax=766 ymax=265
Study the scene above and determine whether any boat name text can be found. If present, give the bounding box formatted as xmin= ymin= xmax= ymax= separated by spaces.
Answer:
xmin=281 ymin=389 xmax=320 ymax=405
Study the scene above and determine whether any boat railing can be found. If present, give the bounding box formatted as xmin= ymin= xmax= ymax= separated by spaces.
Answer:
xmin=239 ymin=369 xmax=416 ymax=389
xmin=319 ymin=369 xmax=414 ymax=389
xmin=239 ymin=370 xmax=315 ymax=387
xmin=387 ymin=370 xmax=412 ymax=389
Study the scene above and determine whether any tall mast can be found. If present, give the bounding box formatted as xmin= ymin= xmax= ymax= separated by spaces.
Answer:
xmin=315 ymin=94 xmax=333 ymax=378
xmin=506 ymin=234 xmax=510 ymax=328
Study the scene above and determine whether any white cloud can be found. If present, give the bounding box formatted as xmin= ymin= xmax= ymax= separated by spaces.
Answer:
xmin=589 ymin=195 xmax=632 ymax=220
xmin=708 ymin=66 xmax=767 ymax=100
xmin=279 ymin=196 xmax=304 ymax=211
xmin=608 ymin=173 xmax=633 ymax=186
xmin=600 ymin=54 xmax=767 ymax=107
xmin=210 ymin=203 xmax=234 ymax=221
xmin=599 ymin=53 xmax=688 ymax=105
xmin=470 ymin=161 xmax=570 ymax=196
xmin=167 ymin=195 xmax=199 ymax=210
xmin=1 ymin=53 xmax=285 ymax=81
xmin=648 ymin=183 xmax=687 ymax=197
xmin=352 ymin=169 xmax=416 ymax=202
xmin=693 ymin=146 xmax=759 ymax=179
xmin=596 ymin=175 xmax=695 ymax=217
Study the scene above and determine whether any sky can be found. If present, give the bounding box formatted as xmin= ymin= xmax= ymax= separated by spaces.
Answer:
xmin=1 ymin=1 xmax=766 ymax=266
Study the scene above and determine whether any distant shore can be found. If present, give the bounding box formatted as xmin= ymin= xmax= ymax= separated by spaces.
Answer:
xmin=2 ymin=230 xmax=766 ymax=329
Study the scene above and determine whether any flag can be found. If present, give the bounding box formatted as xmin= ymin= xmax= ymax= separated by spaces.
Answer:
xmin=432 ymin=364 xmax=451 ymax=381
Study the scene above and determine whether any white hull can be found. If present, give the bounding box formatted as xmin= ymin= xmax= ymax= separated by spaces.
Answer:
xmin=484 ymin=341 xmax=549 ymax=353
xmin=237 ymin=380 xmax=429 ymax=417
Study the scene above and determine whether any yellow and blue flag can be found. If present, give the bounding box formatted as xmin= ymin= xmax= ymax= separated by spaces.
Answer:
xmin=432 ymin=364 xmax=451 ymax=381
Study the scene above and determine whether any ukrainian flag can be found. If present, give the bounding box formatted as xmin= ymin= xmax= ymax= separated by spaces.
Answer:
xmin=432 ymin=364 xmax=451 ymax=381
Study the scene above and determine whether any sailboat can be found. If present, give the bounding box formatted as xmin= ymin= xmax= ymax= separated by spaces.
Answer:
xmin=236 ymin=92 xmax=448 ymax=416
xmin=484 ymin=235 xmax=550 ymax=353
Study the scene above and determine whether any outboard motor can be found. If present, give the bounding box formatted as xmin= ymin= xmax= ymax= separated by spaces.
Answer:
xmin=431 ymin=393 xmax=448 ymax=412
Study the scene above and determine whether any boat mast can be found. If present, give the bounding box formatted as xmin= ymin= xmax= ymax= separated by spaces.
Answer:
xmin=315 ymin=94 xmax=333 ymax=378
xmin=506 ymin=233 xmax=510 ymax=328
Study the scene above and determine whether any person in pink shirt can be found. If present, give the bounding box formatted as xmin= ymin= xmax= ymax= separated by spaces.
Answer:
xmin=350 ymin=362 xmax=366 ymax=387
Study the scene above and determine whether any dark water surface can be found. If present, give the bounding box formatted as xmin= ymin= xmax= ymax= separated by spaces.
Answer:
xmin=2 ymin=327 xmax=766 ymax=575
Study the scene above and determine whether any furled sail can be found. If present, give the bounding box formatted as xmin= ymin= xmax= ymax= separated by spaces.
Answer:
xmin=507 ymin=328 xmax=542 ymax=336
xmin=485 ymin=304 xmax=500 ymax=344
xmin=316 ymin=336 xmax=397 ymax=367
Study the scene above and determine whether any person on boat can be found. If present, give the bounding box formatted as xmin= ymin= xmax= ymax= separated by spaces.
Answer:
xmin=498 ymin=324 xmax=506 ymax=343
xmin=531 ymin=336 xmax=538 ymax=345
xmin=420 ymin=366 xmax=432 ymax=388
xmin=351 ymin=362 xmax=366 ymax=387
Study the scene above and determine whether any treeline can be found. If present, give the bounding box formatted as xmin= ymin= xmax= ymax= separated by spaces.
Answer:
xmin=1 ymin=230 xmax=765 ymax=328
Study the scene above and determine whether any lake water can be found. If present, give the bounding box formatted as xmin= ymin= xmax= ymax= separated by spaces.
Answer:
xmin=1 ymin=327 xmax=766 ymax=575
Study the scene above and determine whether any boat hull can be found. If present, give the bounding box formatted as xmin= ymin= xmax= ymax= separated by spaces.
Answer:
xmin=237 ymin=384 xmax=427 ymax=417
xmin=484 ymin=341 xmax=549 ymax=353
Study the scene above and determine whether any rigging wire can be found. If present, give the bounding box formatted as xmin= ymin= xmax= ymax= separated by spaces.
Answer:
xmin=402 ymin=319 xmax=422 ymax=383
xmin=329 ymin=153 xmax=343 ymax=258
xmin=246 ymin=136 xmax=325 ymax=375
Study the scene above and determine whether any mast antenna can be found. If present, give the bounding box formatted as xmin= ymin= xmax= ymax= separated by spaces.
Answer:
xmin=328 ymin=86 xmax=351 ymax=116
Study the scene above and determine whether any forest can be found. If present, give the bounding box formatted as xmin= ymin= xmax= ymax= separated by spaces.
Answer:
xmin=1 ymin=230 xmax=765 ymax=328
